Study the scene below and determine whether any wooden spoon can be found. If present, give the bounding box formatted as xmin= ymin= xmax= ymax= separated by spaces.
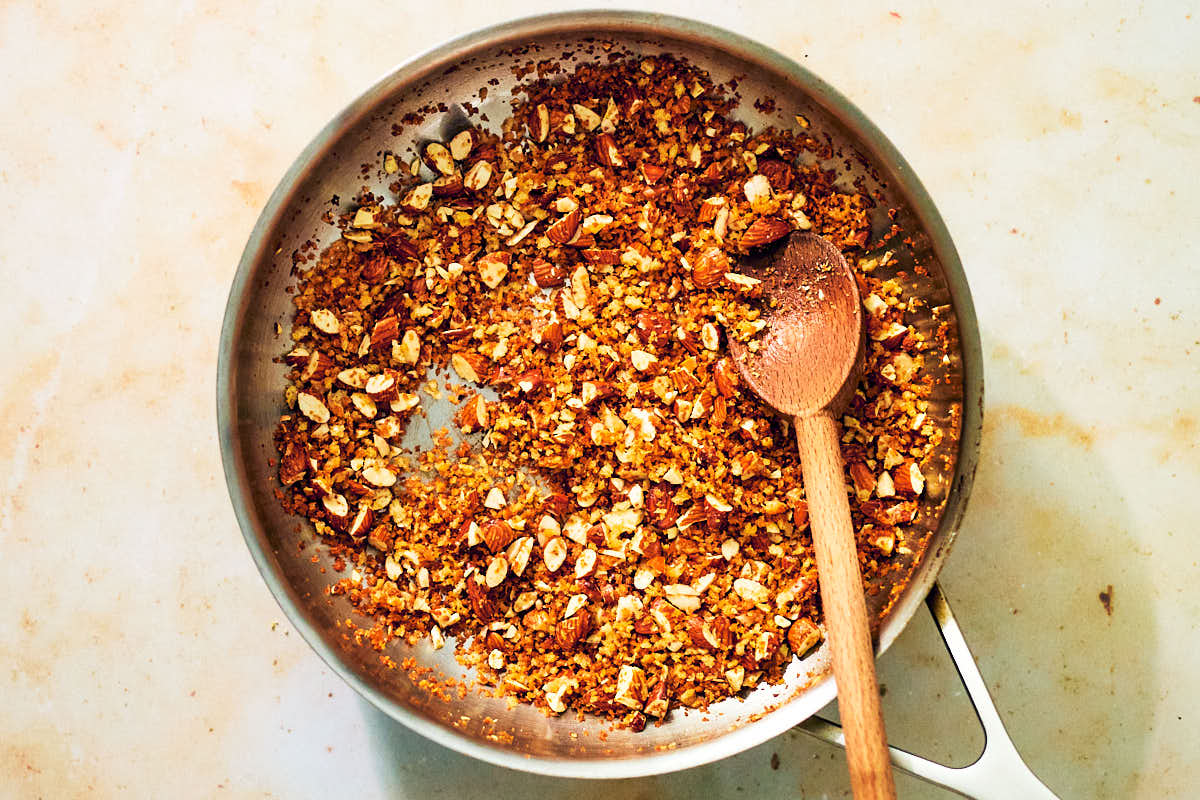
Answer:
xmin=728 ymin=232 xmax=896 ymax=800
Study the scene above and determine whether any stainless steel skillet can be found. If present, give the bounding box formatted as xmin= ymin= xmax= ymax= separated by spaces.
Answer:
xmin=217 ymin=11 xmax=1053 ymax=797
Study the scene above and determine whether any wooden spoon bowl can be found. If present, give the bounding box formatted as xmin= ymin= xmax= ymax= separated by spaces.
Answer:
xmin=729 ymin=232 xmax=895 ymax=800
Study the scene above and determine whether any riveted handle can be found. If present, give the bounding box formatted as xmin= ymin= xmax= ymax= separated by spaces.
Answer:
xmin=797 ymin=584 xmax=1059 ymax=800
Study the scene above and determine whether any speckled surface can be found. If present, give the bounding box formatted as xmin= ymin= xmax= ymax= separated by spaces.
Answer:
xmin=2 ymin=2 xmax=1197 ymax=798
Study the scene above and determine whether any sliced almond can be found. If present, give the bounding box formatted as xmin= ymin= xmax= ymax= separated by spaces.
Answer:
xmin=573 ymin=103 xmax=601 ymax=131
xmin=297 ymin=392 xmax=330 ymax=424
xmin=375 ymin=416 xmax=401 ymax=439
xmin=485 ymin=556 xmax=508 ymax=588
xmin=733 ymin=577 xmax=769 ymax=604
xmin=362 ymin=465 xmax=397 ymax=488
xmin=449 ymin=129 xmax=475 ymax=161
xmin=391 ymin=393 xmax=420 ymax=413
xmin=562 ymin=515 xmax=589 ymax=545
xmin=533 ymin=103 xmax=550 ymax=142
xmin=431 ymin=172 xmax=463 ymax=197
xmin=582 ymin=214 xmax=613 ymax=234
xmin=451 ymin=352 xmax=486 ymax=383
xmin=463 ymin=160 xmax=492 ymax=191
xmin=424 ymin=142 xmax=456 ymax=176
xmin=787 ymin=618 xmax=822 ymax=656
xmin=321 ymin=493 xmax=349 ymax=518
xmin=401 ymin=182 xmax=433 ymax=212
xmin=600 ymin=97 xmax=619 ymax=133
xmin=574 ymin=548 xmax=598 ymax=578
xmin=863 ymin=293 xmax=889 ymax=317
xmin=394 ymin=329 xmax=420 ymax=364
xmin=543 ymin=536 xmax=568 ymax=572
xmin=507 ymin=219 xmax=538 ymax=247
xmin=562 ymin=593 xmax=588 ymax=620
xmin=614 ymin=665 xmax=646 ymax=709
xmin=893 ymin=461 xmax=925 ymax=496
xmin=743 ymin=173 xmax=773 ymax=209
xmin=546 ymin=207 xmax=582 ymax=245
xmin=634 ymin=568 xmax=655 ymax=591
xmin=594 ymin=133 xmax=623 ymax=167
xmin=506 ymin=536 xmax=534 ymax=576
xmin=336 ymin=367 xmax=369 ymax=389
xmin=477 ymin=252 xmax=510 ymax=289
xmin=512 ymin=591 xmax=537 ymax=614
xmin=483 ymin=487 xmax=507 ymax=510
xmin=310 ymin=309 xmax=339 ymax=334
xmin=350 ymin=393 xmax=377 ymax=419
xmin=364 ymin=372 xmax=397 ymax=402
xmin=630 ymin=350 xmax=657 ymax=371
xmin=663 ymin=583 xmax=701 ymax=613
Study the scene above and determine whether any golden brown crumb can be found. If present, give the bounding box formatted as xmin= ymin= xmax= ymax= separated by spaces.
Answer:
xmin=273 ymin=53 xmax=940 ymax=727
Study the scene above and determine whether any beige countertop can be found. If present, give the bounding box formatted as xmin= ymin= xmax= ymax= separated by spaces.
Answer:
xmin=2 ymin=2 xmax=1197 ymax=797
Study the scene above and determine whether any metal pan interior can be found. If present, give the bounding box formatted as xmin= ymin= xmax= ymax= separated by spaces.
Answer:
xmin=217 ymin=11 xmax=982 ymax=778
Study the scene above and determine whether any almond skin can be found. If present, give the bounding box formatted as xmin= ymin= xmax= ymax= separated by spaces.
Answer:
xmin=546 ymin=208 xmax=582 ymax=245
xmin=739 ymin=216 xmax=792 ymax=250
xmin=466 ymin=576 xmax=498 ymax=622
xmin=703 ymin=496 xmax=729 ymax=533
xmin=359 ymin=255 xmax=389 ymax=283
xmin=581 ymin=248 xmax=620 ymax=265
xmin=686 ymin=616 xmax=733 ymax=650
xmin=634 ymin=311 xmax=671 ymax=348
xmin=892 ymin=461 xmax=925 ymax=496
xmin=640 ymin=162 xmax=666 ymax=184
xmin=756 ymin=159 xmax=795 ymax=192
xmin=697 ymin=161 xmax=723 ymax=185
xmin=431 ymin=172 xmax=463 ymax=197
xmin=530 ymin=258 xmax=567 ymax=288
xmin=594 ymin=133 xmax=624 ymax=167
xmin=299 ymin=351 xmax=332 ymax=383
xmin=481 ymin=519 xmax=516 ymax=553
xmin=645 ymin=484 xmax=678 ymax=529
xmin=787 ymin=618 xmax=822 ymax=656
xmin=451 ymin=351 xmax=490 ymax=384
xmin=849 ymin=462 xmax=876 ymax=495
xmin=691 ymin=247 xmax=729 ymax=289
xmin=697 ymin=197 xmax=725 ymax=223
xmin=537 ymin=320 xmax=564 ymax=352
xmin=278 ymin=441 xmax=308 ymax=486
xmin=793 ymin=499 xmax=810 ymax=529
xmin=370 ymin=315 xmax=400 ymax=350
xmin=713 ymin=357 xmax=738 ymax=397
xmin=347 ymin=506 xmax=374 ymax=540
xmin=554 ymin=613 xmax=591 ymax=649
xmin=643 ymin=673 xmax=670 ymax=717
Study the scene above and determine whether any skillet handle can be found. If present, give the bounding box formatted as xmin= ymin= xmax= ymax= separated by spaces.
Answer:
xmin=796 ymin=583 xmax=1059 ymax=800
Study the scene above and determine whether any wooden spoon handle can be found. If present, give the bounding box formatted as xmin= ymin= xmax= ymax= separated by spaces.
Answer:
xmin=794 ymin=412 xmax=896 ymax=800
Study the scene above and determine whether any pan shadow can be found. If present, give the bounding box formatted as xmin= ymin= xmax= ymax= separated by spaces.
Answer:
xmin=356 ymin=366 xmax=1156 ymax=799
xmin=932 ymin=357 xmax=1158 ymax=798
